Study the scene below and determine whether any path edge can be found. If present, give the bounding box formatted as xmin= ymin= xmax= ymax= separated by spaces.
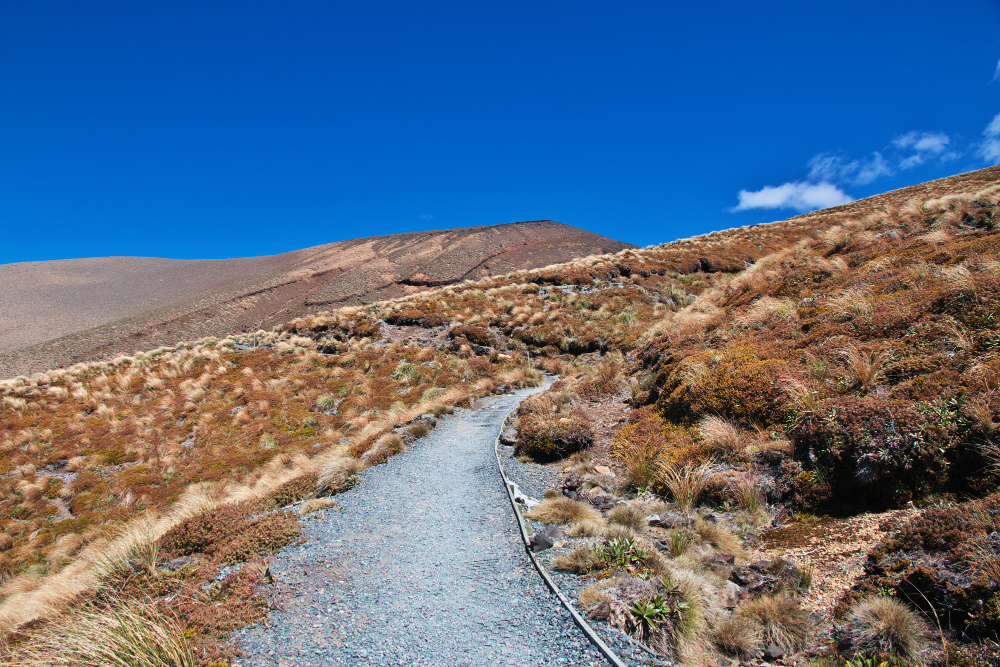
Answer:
xmin=493 ymin=405 xmax=629 ymax=667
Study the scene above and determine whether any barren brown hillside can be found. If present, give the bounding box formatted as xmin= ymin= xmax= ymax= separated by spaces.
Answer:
xmin=0 ymin=220 xmax=632 ymax=377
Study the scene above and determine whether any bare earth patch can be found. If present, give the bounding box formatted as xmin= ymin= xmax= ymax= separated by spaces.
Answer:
xmin=757 ymin=509 xmax=915 ymax=617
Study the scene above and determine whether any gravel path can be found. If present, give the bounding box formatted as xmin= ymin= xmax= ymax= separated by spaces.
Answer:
xmin=233 ymin=383 xmax=607 ymax=667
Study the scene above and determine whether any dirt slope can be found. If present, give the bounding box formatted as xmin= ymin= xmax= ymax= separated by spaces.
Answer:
xmin=0 ymin=220 xmax=632 ymax=377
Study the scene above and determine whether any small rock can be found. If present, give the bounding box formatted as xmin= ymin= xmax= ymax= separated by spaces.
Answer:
xmin=764 ymin=643 xmax=784 ymax=661
xmin=585 ymin=486 xmax=607 ymax=498
xmin=711 ymin=552 xmax=736 ymax=566
xmin=647 ymin=511 xmax=694 ymax=529
xmin=161 ymin=556 xmax=195 ymax=571
xmin=529 ymin=533 xmax=554 ymax=552
xmin=542 ymin=524 xmax=565 ymax=539
xmin=593 ymin=465 xmax=612 ymax=475
xmin=730 ymin=566 xmax=762 ymax=588
xmin=499 ymin=428 xmax=518 ymax=445
xmin=589 ymin=494 xmax=617 ymax=512
xmin=720 ymin=581 xmax=741 ymax=609
xmin=561 ymin=472 xmax=583 ymax=494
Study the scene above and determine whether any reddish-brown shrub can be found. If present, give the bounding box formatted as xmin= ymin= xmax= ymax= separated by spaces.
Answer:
xmin=851 ymin=492 xmax=1000 ymax=640
xmin=657 ymin=345 xmax=791 ymax=424
xmin=263 ymin=473 xmax=317 ymax=508
xmin=789 ymin=396 xmax=946 ymax=510
xmin=515 ymin=410 xmax=594 ymax=462
xmin=385 ymin=308 xmax=446 ymax=328
xmin=159 ymin=500 xmax=302 ymax=565
xmin=450 ymin=325 xmax=492 ymax=346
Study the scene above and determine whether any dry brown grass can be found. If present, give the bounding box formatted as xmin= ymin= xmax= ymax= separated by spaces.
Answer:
xmin=315 ymin=457 xmax=364 ymax=496
xmin=839 ymin=344 xmax=891 ymax=393
xmin=698 ymin=415 xmax=748 ymax=458
xmin=578 ymin=583 xmax=611 ymax=616
xmin=525 ymin=497 xmax=601 ymax=525
xmin=565 ymin=518 xmax=606 ymax=537
xmin=783 ymin=378 xmax=822 ymax=416
xmin=299 ymin=497 xmax=338 ymax=516
xmin=5 ymin=596 xmax=194 ymax=667
xmin=735 ymin=594 xmax=811 ymax=652
xmin=843 ymin=596 xmax=931 ymax=662
xmin=658 ymin=459 xmax=713 ymax=511
xmin=552 ymin=547 xmax=602 ymax=573
xmin=711 ymin=613 xmax=762 ymax=657
xmin=607 ymin=503 xmax=647 ymax=531
xmin=694 ymin=517 xmax=742 ymax=554
xmin=828 ymin=289 xmax=874 ymax=320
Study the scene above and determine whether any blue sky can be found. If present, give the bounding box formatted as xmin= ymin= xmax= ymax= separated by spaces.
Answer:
xmin=2 ymin=1 xmax=999 ymax=264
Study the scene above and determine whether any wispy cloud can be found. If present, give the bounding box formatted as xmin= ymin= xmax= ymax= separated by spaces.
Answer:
xmin=732 ymin=181 xmax=853 ymax=212
xmin=892 ymin=131 xmax=960 ymax=168
xmin=978 ymin=112 xmax=1000 ymax=164
xmin=807 ymin=152 xmax=892 ymax=186
xmin=893 ymin=131 xmax=950 ymax=154
xmin=420 ymin=214 xmax=434 ymax=220
xmin=732 ymin=127 xmax=975 ymax=213
xmin=993 ymin=58 xmax=1000 ymax=82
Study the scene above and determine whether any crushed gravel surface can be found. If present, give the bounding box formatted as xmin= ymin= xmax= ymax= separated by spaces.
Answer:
xmin=232 ymin=383 xmax=608 ymax=667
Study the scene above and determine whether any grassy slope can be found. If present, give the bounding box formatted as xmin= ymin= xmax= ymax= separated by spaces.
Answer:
xmin=1 ymin=165 xmax=999 ymax=665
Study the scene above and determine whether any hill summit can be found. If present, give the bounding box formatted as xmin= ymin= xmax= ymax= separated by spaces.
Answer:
xmin=0 ymin=220 xmax=632 ymax=377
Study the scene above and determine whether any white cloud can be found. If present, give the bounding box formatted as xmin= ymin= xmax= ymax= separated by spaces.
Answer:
xmin=978 ymin=112 xmax=1000 ymax=164
xmin=893 ymin=131 xmax=951 ymax=154
xmin=807 ymin=152 xmax=892 ymax=186
xmin=732 ymin=125 xmax=977 ymax=215
xmin=898 ymin=154 xmax=925 ymax=169
xmin=732 ymin=181 xmax=853 ymax=212
xmin=891 ymin=131 xmax=961 ymax=169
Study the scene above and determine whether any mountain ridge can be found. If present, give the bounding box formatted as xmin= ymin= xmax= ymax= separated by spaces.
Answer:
xmin=0 ymin=220 xmax=632 ymax=377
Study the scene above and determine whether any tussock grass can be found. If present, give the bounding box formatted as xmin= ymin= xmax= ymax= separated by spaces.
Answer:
xmin=658 ymin=460 xmax=713 ymax=512
xmin=607 ymin=503 xmax=647 ymax=531
xmin=839 ymin=344 xmax=891 ymax=393
xmin=843 ymin=596 xmax=930 ymax=662
xmin=694 ymin=518 xmax=741 ymax=554
xmin=552 ymin=547 xmax=602 ymax=573
xmin=5 ymin=596 xmax=194 ymax=667
xmin=525 ymin=497 xmax=601 ymax=525
xmin=729 ymin=473 xmax=766 ymax=512
xmin=565 ymin=518 xmax=606 ymax=537
xmin=89 ymin=519 xmax=160 ymax=587
xmin=316 ymin=457 xmax=364 ymax=496
xmin=711 ymin=613 xmax=762 ymax=656
xmin=698 ymin=416 xmax=747 ymax=458
xmin=736 ymin=594 xmax=810 ymax=652
xmin=299 ymin=497 xmax=338 ymax=516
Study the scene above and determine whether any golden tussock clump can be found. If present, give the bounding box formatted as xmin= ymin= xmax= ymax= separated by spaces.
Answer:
xmin=524 ymin=497 xmax=602 ymax=525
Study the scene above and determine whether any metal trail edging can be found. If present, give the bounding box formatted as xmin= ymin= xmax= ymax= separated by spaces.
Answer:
xmin=493 ymin=405 xmax=629 ymax=667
